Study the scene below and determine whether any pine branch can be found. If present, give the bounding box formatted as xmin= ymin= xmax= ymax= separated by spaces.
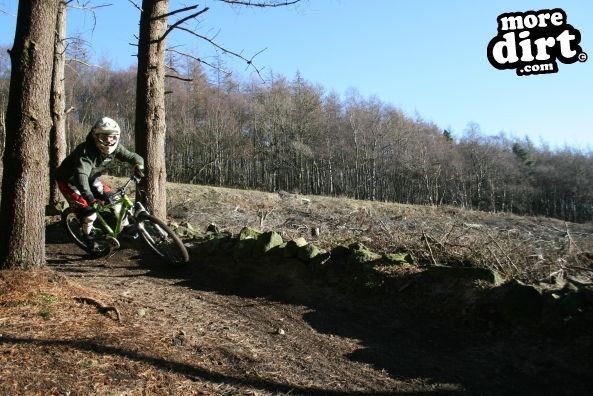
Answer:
xmin=174 ymin=26 xmax=266 ymax=80
xmin=166 ymin=48 xmax=230 ymax=76
xmin=152 ymin=4 xmax=200 ymax=20
xmin=165 ymin=74 xmax=193 ymax=82
xmin=67 ymin=2 xmax=113 ymax=35
xmin=219 ymin=0 xmax=301 ymax=7
xmin=127 ymin=0 xmax=143 ymax=12
xmin=160 ymin=7 xmax=210 ymax=42
xmin=0 ymin=8 xmax=16 ymax=17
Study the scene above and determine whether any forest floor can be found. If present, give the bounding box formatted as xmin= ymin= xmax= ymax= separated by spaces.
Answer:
xmin=1 ymin=178 xmax=593 ymax=395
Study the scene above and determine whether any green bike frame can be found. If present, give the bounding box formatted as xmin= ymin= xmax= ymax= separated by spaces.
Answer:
xmin=92 ymin=194 xmax=135 ymax=237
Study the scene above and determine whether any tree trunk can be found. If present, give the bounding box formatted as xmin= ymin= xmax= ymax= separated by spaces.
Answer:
xmin=0 ymin=1 xmax=59 ymax=269
xmin=49 ymin=0 xmax=67 ymax=207
xmin=135 ymin=0 xmax=168 ymax=220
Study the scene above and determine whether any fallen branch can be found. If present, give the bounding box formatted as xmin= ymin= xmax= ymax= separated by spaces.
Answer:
xmin=422 ymin=230 xmax=437 ymax=266
xmin=75 ymin=296 xmax=122 ymax=323
xmin=564 ymin=222 xmax=581 ymax=255
xmin=564 ymin=265 xmax=593 ymax=273
xmin=485 ymin=231 xmax=518 ymax=271
xmin=486 ymin=245 xmax=505 ymax=273
xmin=258 ymin=207 xmax=276 ymax=229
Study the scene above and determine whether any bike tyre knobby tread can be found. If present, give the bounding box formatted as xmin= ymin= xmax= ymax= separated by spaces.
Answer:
xmin=61 ymin=208 xmax=112 ymax=258
xmin=136 ymin=213 xmax=189 ymax=265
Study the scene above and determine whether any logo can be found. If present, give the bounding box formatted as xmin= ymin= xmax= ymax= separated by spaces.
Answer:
xmin=487 ymin=8 xmax=587 ymax=76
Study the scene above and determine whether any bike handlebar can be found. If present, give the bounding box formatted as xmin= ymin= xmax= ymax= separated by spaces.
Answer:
xmin=95 ymin=175 xmax=143 ymax=207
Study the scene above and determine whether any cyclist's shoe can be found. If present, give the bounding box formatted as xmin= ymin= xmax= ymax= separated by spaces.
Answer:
xmin=83 ymin=233 xmax=101 ymax=252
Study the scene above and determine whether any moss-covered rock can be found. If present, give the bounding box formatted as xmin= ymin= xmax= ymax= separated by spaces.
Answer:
xmin=555 ymin=282 xmax=593 ymax=317
xmin=284 ymin=237 xmax=308 ymax=258
xmin=383 ymin=252 xmax=416 ymax=265
xmin=174 ymin=225 xmax=197 ymax=238
xmin=330 ymin=245 xmax=350 ymax=260
xmin=346 ymin=242 xmax=382 ymax=266
xmin=206 ymin=223 xmax=220 ymax=234
xmin=253 ymin=231 xmax=284 ymax=257
xmin=233 ymin=238 xmax=258 ymax=258
xmin=239 ymin=226 xmax=262 ymax=241
xmin=205 ymin=232 xmax=235 ymax=253
xmin=497 ymin=279 xmax=543 ymax=322
xmin=425 ymin=265 xmax=504 ymax=285
xmin=297 ymin=243 xmax=325 ymax=263
xmin=180 ymin=221 xmax=195 ymax=231
xmin=263 ymin=243 xmax=287 ymax=260
xmin=310 ymin=251 xmax=331 ymax=268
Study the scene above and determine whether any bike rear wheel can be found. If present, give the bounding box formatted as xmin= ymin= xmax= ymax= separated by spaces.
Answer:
xmin=61 ymin=208 xmax=113 ymax=257
xmin=136 ymin=213 xmax=189 ymax=265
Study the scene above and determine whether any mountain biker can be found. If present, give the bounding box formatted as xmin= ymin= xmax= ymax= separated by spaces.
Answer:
xmin=56 ymin=116 xmax=145 ymax=251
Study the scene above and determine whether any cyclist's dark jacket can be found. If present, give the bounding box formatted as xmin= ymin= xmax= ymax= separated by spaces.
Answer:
xmin=56 ymin=132 xmax=144 ymax=202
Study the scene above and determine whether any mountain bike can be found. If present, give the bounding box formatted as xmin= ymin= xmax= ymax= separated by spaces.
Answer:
xmin=61 ymin=175 xmax=189 ymax=265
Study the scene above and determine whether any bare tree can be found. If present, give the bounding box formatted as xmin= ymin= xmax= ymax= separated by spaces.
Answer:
xmin=49 ymin=0 xmax=69 ymax=208
xmin=135 ymin=0 xmax=301 ymax=218
xmin=134 ymin=0 xmax=171 ymax=219
xmin=0 ymin=1 xmax=60 ymax=269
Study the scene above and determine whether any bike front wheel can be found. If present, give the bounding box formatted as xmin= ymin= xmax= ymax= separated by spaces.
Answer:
xmin=136 ymin=213 xmax=189 ymax=265
xmin=61 ymin=208 xmax=113 ymax=258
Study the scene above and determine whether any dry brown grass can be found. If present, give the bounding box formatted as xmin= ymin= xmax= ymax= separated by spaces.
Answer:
xmin=136 ymin=176 xmax=593 ymax=282
xmin=0 ymin=270 xmax=284 ymax=395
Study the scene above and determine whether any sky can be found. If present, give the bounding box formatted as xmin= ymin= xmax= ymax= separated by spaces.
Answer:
xmin=0 ymin=0 xmax=592 ymax=150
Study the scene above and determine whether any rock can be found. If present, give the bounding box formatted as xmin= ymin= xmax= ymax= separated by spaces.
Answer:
xmin=174 ymin=224 xmax=204 ymax=240
xmin=233 ymin=238 xmax=257 ymax=257
xmin=495 ymin=279 xmax=543 ymax=323
xmin=297 ymin=243 xmax=324 ymax=262
xmin=330 ymin=245 xmax=350 ymax=260
xmin=558 ymin=292 xmax=586 ymax=316
xmin=383 ymin=252 xmax=415 ymax=265
xmin=556 ymin=282 xmax=593 ymax=316
xmin=206 ymin=232 xmax=235 ymax=253
xmin=206 ymin=223 xmax=219 ymax=234
xmin=582 ymin=285 xmax=593 ymax=304
xmin=346 ymin=242 xmax=381 ymax=266
xmin=174 ymin=226 xmax=192 ymax=238
xmin=253 ymin=231 xmax=284 ymax=257
xmin=425 ymin=265 xmax=504 ymax=285
xmin=310 ymin=251 xmax=331 ymax=268
xmin=180 ymin=222 xmax=195 ymax=231
xmin=238 ymin=226 xmax=262 ymax=241
xmin=263 ymin=242 xmax=287 ymax=259
xmin=284 ymin=237 xmax=308 ymax=258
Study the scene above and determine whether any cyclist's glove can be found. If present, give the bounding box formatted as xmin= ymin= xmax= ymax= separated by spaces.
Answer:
xmin=96 ymin=191 xmax=113 ymax=204
xmin=83 ymin=193 xmax=96 ymax=206
xmin=134 ymin=164 xmax=145 ymax=178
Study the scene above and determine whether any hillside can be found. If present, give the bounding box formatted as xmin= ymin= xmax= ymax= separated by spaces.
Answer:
xmin=160 ymin=176 xmax=593 ymax=282
xmin=1 ymin=178 xmax=592 ymax=394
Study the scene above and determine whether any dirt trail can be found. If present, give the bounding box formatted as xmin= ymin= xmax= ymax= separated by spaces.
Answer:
xmin=40 ymin=222 xmax=592 ymax=395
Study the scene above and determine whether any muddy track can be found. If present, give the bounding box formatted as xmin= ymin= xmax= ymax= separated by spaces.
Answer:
xmin=43 ymin=221 xmax=593 ymax=395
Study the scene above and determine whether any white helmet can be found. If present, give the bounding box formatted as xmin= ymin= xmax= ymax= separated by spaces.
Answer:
xmin=92 ymin=116 xmax=121 ymax=155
